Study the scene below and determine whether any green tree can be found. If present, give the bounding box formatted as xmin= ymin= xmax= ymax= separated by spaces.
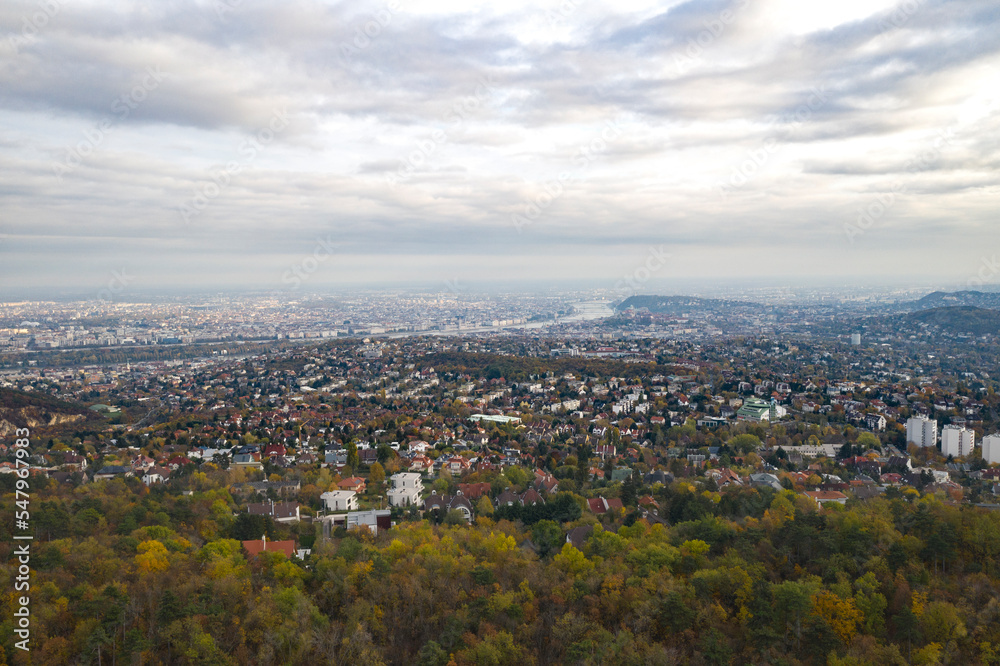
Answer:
xmin=531 ymin=520 xmax=564 ymax=558
xmin=731 ymin=434 xmax=762 ymax=453
xmin=774 ymin=579 xmax=817 ymax=650
xmin=417 ymin=640 xmax=449 ymax=666
xmin=504 ymin=466 xmax=529 ymax=490
xmin=857 ymin=432 xmax=881 ymax=450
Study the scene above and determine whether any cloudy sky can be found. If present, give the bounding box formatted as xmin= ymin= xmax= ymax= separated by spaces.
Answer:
xmin=1 ymin=0 xmax=998 ymax=295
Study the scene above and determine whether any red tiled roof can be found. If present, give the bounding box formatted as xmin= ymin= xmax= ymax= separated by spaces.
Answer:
xmin=242 ymin=538 xmax=295 ymax=559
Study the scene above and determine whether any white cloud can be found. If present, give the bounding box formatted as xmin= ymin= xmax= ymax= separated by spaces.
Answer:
xmin=0 ymin=0 xmax=998 ymax=290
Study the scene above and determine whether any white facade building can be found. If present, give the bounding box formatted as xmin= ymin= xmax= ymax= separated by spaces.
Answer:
xmin=388 ymin=472 xmax=424 ymax=507
xmin=906 ymin=417 xmax=938 ymax=448
xmin=941 ymin=425 xmax=975 ymax=458
xmin=320 ymin=490 xmax=358 ymax=512
xmin=982 ymin=434 xmax=1000 ymax=464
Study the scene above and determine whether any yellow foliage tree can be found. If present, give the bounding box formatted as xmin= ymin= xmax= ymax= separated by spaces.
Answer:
xmin=553 ymin=543 xmax=594 ymax=577
xmin=812 ymin=590 xmax=862 ymax=644
xmin=135 ymin=539 xmax=170 ymax=573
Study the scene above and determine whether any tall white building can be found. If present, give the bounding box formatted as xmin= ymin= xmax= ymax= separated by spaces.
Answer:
xmin=906 ymin=417 xmax=938 ymax=448
xmin=983 ymin=434 xmax=1000 ymax=464
xmin=941 ymin=425 xmax=974 ymax=458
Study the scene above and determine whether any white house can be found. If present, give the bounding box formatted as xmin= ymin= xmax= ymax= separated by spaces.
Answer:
xmin=142 ymin=466 xmax=170 ymax=486
xmin=388 ymin=472 xmax=424 ymax=507
xmin=320 ymin=490 xmax=358 ymax=513
xmin=331 ymin=509 xmax=391 ymax=536
xmin=864 ymin=414 xmax=887 ymax=432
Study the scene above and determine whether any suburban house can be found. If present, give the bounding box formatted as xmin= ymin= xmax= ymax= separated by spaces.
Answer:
xmin=61 ymin=453 xmax=88 ymax=471
xmin=248 ymin=501 xmax=301 ymax=523
xmin=142 ymin=466 xmax=171 ymax=486
xmin=533 ymin=471 xmax=559 ymax=494
xmin=520 ymin=488 xmax=545 ymax=506
xmin=408 ymin=440 xmax=431 ymax=453
xmin=164 ymin=456 xmax=192 ymax=470
xmin=321 ymin=490 xmax=358 ymax=512
xmin=457 ymin=481 xmax=491 ymax=500
xmin=495 ymin=489 xmax=519 ymax=508
xmin=338 ymin=476 xmax=366 ymax=493
xmin=262 ymin=444 xmax=286 ymax=460
xmin=238 ymin=480 xmax=301 ymax=495
xmin=388 ymin=472 xmax=424 ymax=507
xmin=233 ymin=453 xmax=263 ymax=469
xmin=749 ymin=473 xmax=783 ymax=491
xmin=324 ymin=450 xmax=347 ymax=466
xmin=409 ymin=454 xmax=434 ymax=473
xmin=444 ymin=455 xmax=472 ymax=474
xmin=129 ymin=455 xmax=154 ymax=472
xmin=803 ymin=490 xmax=848 ymax=506
xmin=326 ymin=509 xmax=392 ymax=536
xmin=594 ymin=444 xmax=616 ymax=459
xmin=566 ymin=525 xmax=594 ymax=549
xmin=94 ymin=466 xmax=132 ymax=481
xmin=587 ymin=496 xmax=624 ymax=515
xmin=242 ymin=536 xmax=296 ymax=559
xmin=705 ymin=468 xmax=743 ymax=487
xmin=424 ymin=491 xmax=474 ymax=522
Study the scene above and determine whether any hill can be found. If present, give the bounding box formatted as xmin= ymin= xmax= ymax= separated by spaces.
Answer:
xmin=615 ymin=294 xmax=755 ymax=314
xmin=908 ymin=290 xmax=1000 ymax=311
xmin=904 ymin=306 xmax=1000 ymax=335
xmin=0 ymin=387 xmax=103 ymax=438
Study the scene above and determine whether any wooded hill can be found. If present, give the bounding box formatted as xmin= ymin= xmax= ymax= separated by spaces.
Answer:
xmin=2 ymin=464 xmax=999 ymax=665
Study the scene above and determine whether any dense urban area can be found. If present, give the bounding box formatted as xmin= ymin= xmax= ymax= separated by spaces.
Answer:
xmin=3 ymin=288 xmax=1000 ymax=665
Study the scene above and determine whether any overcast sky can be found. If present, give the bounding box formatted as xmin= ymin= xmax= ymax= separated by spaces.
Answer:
xmin=1 ymin=0 xmax=998 ymax=296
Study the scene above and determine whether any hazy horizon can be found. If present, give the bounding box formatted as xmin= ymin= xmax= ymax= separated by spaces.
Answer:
xmin=3 ymin=276 xmax=996 ymax=305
